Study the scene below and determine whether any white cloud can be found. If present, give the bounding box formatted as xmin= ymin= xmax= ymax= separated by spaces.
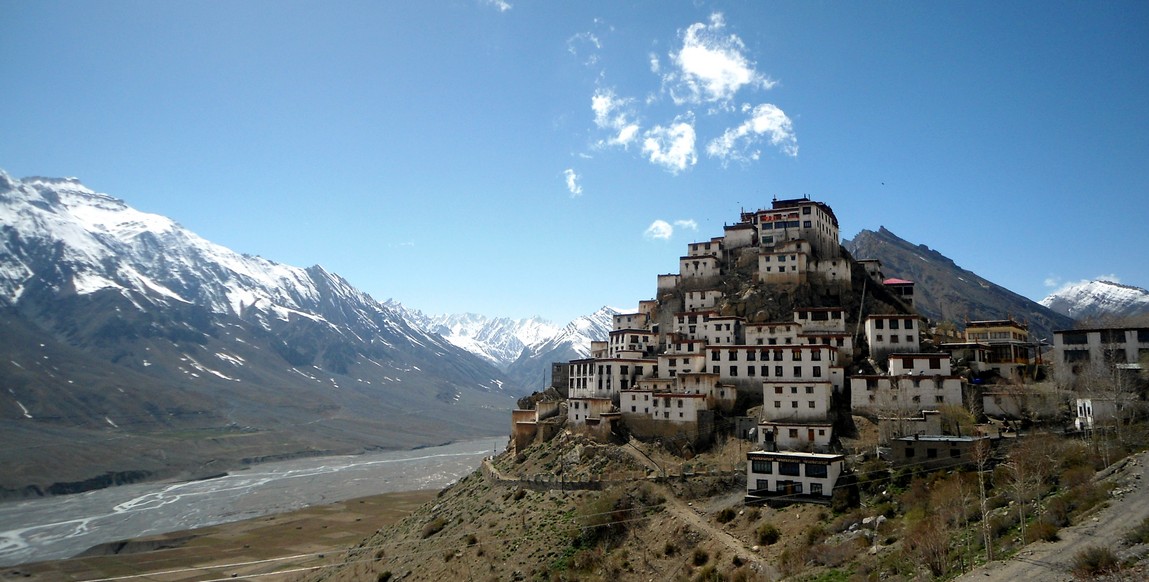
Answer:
xmin=665 ymin=13 xmax=773 ymax=106
xmin=482 ymin=0 xmax=512 ymax=12
xmin=568 ymin=32 xmax=601 ymax=66
xmin=642 ymin=115 xmax=697 ymax=173
xmin=563 ymin=168 xmax=583 ymax=197
xmin=591 ymin=88 xmax=641 ymax=148
xmin=644 ymin=220 xmax=674 ymax=240
xmin=1043 ymin=276 xmax=1062 ymax=288
xmin=649 ymin=52 xmax=661 ymax=74
xmin=707 ymin=103 xmax=798 ymax=163
xmin=674 ymin=219 xmax=698 ymax=231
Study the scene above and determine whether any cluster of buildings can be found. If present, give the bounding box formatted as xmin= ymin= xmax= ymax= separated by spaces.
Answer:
xmin=511 ymin=196 xmax=1147 ymax=505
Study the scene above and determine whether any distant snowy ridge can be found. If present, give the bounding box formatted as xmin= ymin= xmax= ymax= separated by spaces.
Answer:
xmin=391 ymin=301 xmax=617 ymax=370
xmin=1040 ymin=280 xmax=1149 ymax=321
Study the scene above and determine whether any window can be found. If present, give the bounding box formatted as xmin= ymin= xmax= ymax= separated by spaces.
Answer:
xmin=891 ymin=335 xmax=900 ymax=343
xmin=927 ymin=448 xmax=938 ymax=459
xmin=762 ymin=365 xmax=769 ymax=377
xmin=773 ymin=349 xmax=784 ymax=361
xmin=803 ymin=220 xmax=812 ymax=228
xmin=774 ymin=401 xmax=782 ymax=408
xmin=907 ymin=335 xmax=914 ymax=343
xmin=792 ymin=401 xmax=799 ymax=408
xmin=775 ymin=366 xmax=783 ymax=377
xmin=808 ymin=401 xmax=816 ymax=408
xmin=752 ymin=459 xmax=773 ymax=474
xmin=792 ymin=350 xmax=802 ymax=361
xmin=890 ymin=319 xmax=900 ymax=330
xmin=728 ymin=349 xmax=738 ymax=361
xmin=811 ymin=350 xmax=822 ymax=361
xmin=631 ymin=406 xmax=636 ymax=412
xmin=876 ymin=334 xmax=884 ymax=342
xmin=805 ymin=386 xmax=814 ymax=394
xmin=712 ymin=366 xmax=719 ymax=374
xmin=905 ymin=447 xmax=915 ymax=458
xmin=951 ymin=449 xmax=961 ymax=458
xmin=875 ymin=319 xmax=884 ymax=330
xmin=677 ymin=399 xmax=683 ymax=408
xmin=779 ymin=461 xmax=800 ymax=476
xmin=794 ymin=366 xmax=802 ymax=377
xmin=788 ymin=429 xmax=799 ymax=439
xmin=813 ymin=366 xmax=822 ymax=377
xmin=805 ymin=464 xmax=828 ymax=478
xmin=711 ymin=351 xmax=720 ymax=361
xmin=729 ymin=366 xmax=738 ymax=376
xmin=747 ymin=351 xmax=756 ymax=361
xmin=811 ymin=483 xmax=823 ymax=496
xmin=748 ymin=366 xmax=756 ymax=377
xmin=775 ymin=386 xmax=784 ymax=394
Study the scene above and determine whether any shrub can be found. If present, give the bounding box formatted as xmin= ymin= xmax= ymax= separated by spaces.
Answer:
xmin=377 ymin=573 xmax=392 ymax=582
xmin=664 ymin=542 xmax=679 ymax=556
xmin=513 ymin=488 xmax=527 ymax=501
xmin=715 ymin=507 xmax=737 ymax=524
xmin=1124 ymin=516 xmax=1149 ymax=545
xmin=1071 ymin=545 xmax=1120 ymax=577
xmin=692 ymin=548 xmax=710 ymax=566
xmin=1028 ymin=519 xmax=1060 ymax=542
xmin=756 ymin=523 xmax=780 ymax=545
xmin=421 ymin=517 xmax=447 ymax=538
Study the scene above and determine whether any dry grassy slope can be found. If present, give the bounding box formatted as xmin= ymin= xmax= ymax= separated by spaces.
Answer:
xmin=302 ymin=434 xmax=877 ymax=582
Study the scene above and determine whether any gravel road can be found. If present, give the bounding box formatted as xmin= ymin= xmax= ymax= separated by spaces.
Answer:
xmin=956 ymin=450 xmax=1149 ymax=581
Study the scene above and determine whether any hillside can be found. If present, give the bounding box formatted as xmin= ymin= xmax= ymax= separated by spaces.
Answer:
xmin=0 ymin=171 xmax=516 ymax=496
xmin=844 ymin=227 xmax=1075 ymax=340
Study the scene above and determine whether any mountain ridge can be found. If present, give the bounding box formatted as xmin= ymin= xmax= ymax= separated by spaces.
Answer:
xmin=843 ymin=226 xmax=1075 ymax=340
xmin=0 ymin=170 xmax=519 ymax=495
xmin=1040 ymin=279 xmax=1149 ymax=322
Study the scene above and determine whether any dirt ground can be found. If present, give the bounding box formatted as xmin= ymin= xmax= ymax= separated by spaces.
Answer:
xmin=1 ymin=490 xmax=438 ymax=582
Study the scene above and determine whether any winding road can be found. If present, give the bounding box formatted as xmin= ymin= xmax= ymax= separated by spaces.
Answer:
xmin=956 ymin=449 xmax=1149 ymax=581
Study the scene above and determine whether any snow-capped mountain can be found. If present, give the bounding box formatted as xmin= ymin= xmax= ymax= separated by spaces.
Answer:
xmin=384 ymin=302 xmax=560 ymax=368
xmin=389 ymin=301 xmax=618 ymax=392
xmin=0 ymin=170 xmax=518 ymax=494
xmin=503 ymin=306 xmax=619 ymax=391
xmin=1040 ymin=280 xmax=1149 ymax=321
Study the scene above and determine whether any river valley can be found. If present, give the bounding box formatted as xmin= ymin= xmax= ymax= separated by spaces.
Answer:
xmin=0 ymin=437 xmax=503 ymax=567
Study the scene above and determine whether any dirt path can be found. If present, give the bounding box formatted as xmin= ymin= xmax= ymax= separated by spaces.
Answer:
xmin=653 ymin=484 xmax=780 ymax=580
xmin=956 ymin=450 xmax=1149 ymax=582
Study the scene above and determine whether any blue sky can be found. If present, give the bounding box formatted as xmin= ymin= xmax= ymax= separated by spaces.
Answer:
xmin=2 ymin=1 xmax=1147 ymax=324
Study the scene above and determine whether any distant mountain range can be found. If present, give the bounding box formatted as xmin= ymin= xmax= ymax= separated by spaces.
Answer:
xmin=0 ymin=171 xmax=519 ymax=495
xmin=1039 ymin=280 xmax=1149 ymax=322
xmin=389 ymin=303 xmax=618 ymax=392
xmin=844 ymin=227 xmax=1075 ymax=341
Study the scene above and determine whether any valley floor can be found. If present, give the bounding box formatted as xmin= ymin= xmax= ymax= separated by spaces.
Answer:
xmin=1 ymin=490 xmax=438 ymax=582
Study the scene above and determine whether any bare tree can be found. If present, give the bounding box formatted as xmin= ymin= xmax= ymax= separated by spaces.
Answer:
xmin=972 ymin=438 xmax=994 ymax=562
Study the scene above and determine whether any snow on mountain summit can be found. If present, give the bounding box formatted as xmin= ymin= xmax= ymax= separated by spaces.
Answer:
xmin=1040 ymin=279 xmax=1149 ymax=321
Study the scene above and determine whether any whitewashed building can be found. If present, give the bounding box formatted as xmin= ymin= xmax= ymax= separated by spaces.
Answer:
xmin=746 ymin=450 xmax=845 ymax=502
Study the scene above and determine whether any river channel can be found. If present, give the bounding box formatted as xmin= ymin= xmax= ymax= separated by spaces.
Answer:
xmin=0 ymin=437 xmax=504 ymax=567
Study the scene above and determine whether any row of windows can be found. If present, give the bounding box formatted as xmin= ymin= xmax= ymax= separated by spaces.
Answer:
xmin=773 ymin=400 xmax=818 ymax=409
xmin=873 ymin=319 xmax=915 ymax=330
xmin=868 ymin=394 xmax=947 ymax=403
xmin=750 ymin=459 xmax=829 ymax=478
xmin=874 ymin=334 xmax=916 ymax=344
xmin=753 ymin=480 xmax=824 ymax=496
xmin=716 ymin=365 xmax=823 ymax=378
xmin=711 ymin=349 xmax=824 ymax=362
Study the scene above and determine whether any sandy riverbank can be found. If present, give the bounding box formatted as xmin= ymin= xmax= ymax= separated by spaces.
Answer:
xmin=2 ymin=489 xmax=439 ymax=582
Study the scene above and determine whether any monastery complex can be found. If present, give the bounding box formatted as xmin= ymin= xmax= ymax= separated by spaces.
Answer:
xmin=511 ymin=197 xmax=1119 ymax=504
